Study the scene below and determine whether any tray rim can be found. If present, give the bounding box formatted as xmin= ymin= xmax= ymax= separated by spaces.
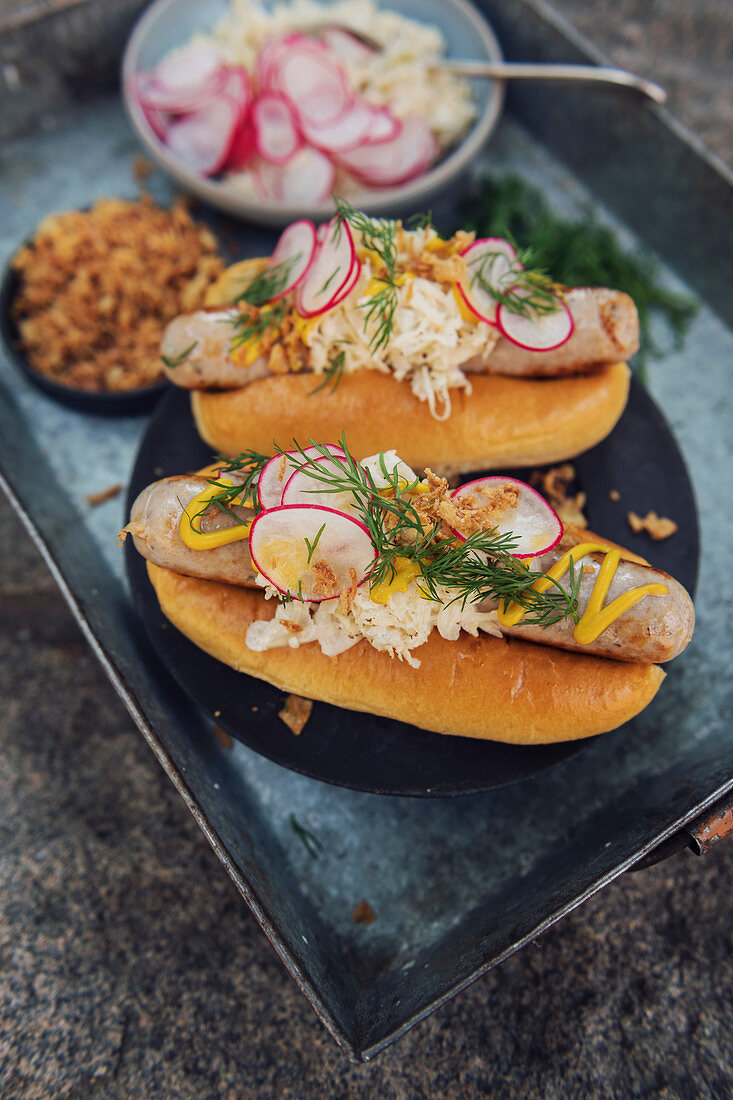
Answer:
xmin=1 ymin=0 xmax=732 ymax=1062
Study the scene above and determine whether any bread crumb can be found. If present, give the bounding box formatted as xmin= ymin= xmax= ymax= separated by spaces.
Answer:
xmin=214 ymin=710 xmax=221 ymax=717
xmin=212 ymin=725 xmax=232 ymax=750
xmin=132 ymin=154 xmax=153 ymax=182
xmin=85 ymin=483 xmax=122 ymax=507
xmin=279 ymin=694 xmax=313 ymax=735
xmin=609 ymin=489 xmax=621 ymax=502
xmin=251 ymin=706 xmax=258 ymax=712
xmin=557 ymin=492 xmax=588 ymax=529
xmin=352 ymin=900 xmax=376 ymax=925
xmin=627 ymin=510 xmax=678 ymax=541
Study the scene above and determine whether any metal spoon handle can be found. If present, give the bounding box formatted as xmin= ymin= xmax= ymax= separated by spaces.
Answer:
xmin=438 ymin=61 xmax=667 ymax=104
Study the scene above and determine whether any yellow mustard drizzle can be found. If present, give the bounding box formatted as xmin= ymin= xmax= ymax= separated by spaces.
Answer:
xmin=452 ymin=285 xmax=479 ymax=324
xmin=497 ymin=542 xmax=668 ymax=644
xmin=179 ymin=480 xmax=252 ymax=551
xmin=369 ymin=556 xmax=424 ymax=605
xmin=230 ymin=333 xmax=262 ymax=368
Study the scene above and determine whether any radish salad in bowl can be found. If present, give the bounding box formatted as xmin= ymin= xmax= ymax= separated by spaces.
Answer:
xmin=123 ymin=0 xmax=501 ymax=220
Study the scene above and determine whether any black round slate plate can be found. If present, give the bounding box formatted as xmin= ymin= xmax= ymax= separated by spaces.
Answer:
xmin=0 ymin=260 xmax=167 ymax=415
xmin=125 ymin=381 xmax=699 ymax=796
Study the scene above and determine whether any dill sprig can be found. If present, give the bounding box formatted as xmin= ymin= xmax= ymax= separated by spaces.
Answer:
xmin=272 ymin=435 xmax=581 ymax=626
xmin=458 ymin=173 xmax=697 ymax=378
xmin=467 ymin=244 xmax=559 ymax=319
xmin=230 ymin=299 xmax=288 ymax=351
xmin=333 ymin=196 xmax=400 ymax=354
xmin=235 ymin=256 xmax=299 ymax=307
xmin=309 ymin=349 xmax=346 ymax=395
xmin=161 ymin=341 xmax=198 ymax=369
xmin=187 ymin=451 xmax=270 ymax=531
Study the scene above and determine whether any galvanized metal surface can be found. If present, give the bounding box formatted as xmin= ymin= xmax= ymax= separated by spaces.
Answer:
xmin=0 ymin=1 xmax=732 ymax=1061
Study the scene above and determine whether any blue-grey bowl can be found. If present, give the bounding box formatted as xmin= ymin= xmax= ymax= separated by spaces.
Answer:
xmin=122 ymin=0 xmax=504 ymax=225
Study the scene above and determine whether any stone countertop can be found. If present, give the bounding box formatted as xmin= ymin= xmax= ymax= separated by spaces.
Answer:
xmin=1 ymin=2 xmax=732 ymax=1096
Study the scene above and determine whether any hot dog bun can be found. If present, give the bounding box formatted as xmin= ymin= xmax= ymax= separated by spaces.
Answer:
xmin=146 ymin=561 xmax=665 ymax=745
xmin=191 ymin=362 xmax=631 ymax=477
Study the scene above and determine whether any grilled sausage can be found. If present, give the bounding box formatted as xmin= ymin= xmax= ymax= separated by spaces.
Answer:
xmin=160 ymin=287 xmax=639 ymax=390
xmin=482 ymin=541 xmax=694 ymax=663
xmin=125 ymin=475 xmax=257 ymax=586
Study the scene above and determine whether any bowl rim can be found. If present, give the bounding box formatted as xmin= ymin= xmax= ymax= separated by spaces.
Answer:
xmin=121 ymin=0 xmax=505 ymax=224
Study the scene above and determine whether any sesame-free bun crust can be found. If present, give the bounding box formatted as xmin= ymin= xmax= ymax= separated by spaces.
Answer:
xmin=190 ymin=363 xmax=630 ymax=477
xmin=147 ymin=561 xmax=664 ymax=745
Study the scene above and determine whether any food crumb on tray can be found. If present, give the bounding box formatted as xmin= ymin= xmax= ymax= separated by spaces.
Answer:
xmin=212 ymin=724 xmax=233 ymax=750
xmin=609 ymin=489 xmax=621 ymax=502
xmin=278 ymin=694 xmax=313 ymax=735
xmin=531 ymin=464 xmax=588 ymax=528
xmin=627 ymin=510 xmax=678 ymax=540
xmin=85 ymin=483 xmax=122 ymax=507
xmin=352 ymin=900 xmax=376 ymax=925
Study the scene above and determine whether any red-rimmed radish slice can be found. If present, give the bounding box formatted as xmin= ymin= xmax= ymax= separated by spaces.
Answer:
xmin=257 ymin=33 xmax=328 ymax=91
xmin=252 ymin=93 xmax=302 ymax=164
xmin=364 ymin=107 xmax=401 ymax=144
xmin=497 ymin=288 xmax=575 ymax=352
xmin=220 ymin=66 xmax=251 ymax=110
xmin=301 ymin=98 xmax=375 ymax=153
xmin=268 ymin=219 xmax=318 ymax=300
xmin=451 ymin=476 xmax=563 ymax=559
xmin=155 ymin=43 xmax=222 ymax=93
xmin=326 ymin=255 xmax=362 ymax=308
xmin=277 ymin=146 xmax=335 ymax=204
xmin=166 ymin=95 xmax=242 ymax=176
xmin=317 ymin=26 xmax=377 ymax=62
xmin=458 ymin=238 xmax=520 ymax=325
xmin=224 ymin=114 xmax=257 ymax=171
xmin=138 ymin=95 xmax=170 ymax=141
xmin=257 ymin=445 xmax=346 ymax=510
xmin=252 ymin=157 xmax=281 ymax=199
xmin=249 ymin=504 xmax=376 ymax=602
xmin=277 ymin=48 xmax=351 ymax=127
xmin=282 ymin=456 xmax=360 ymax=514
xmin=296 ymin=218 xmax=356 ymax=316
xmin=137 ymin=58 xmax=228 ymax=113
xmin=336 ymin=116 xmax=437 ymax=187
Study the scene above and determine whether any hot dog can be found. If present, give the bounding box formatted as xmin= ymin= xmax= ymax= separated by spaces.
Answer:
xmin=122 ymin=440 xmax=694 ymax=745
xmin=159 ymin=204 xmax=638 ymax=476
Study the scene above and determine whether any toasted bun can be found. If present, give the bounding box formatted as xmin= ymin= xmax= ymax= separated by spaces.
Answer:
xmin=147 ymin=562 xmax=664 ymax=745
xmin=191 ymin=362 xmax=631 ymax=477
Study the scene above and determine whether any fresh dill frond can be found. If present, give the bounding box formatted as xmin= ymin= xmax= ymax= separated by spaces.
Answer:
xmin=333 ymin=196 xmax=400 ymax=354
xmin=407 ymin=209 xmax=434 ymax=231
xmin=235 ymin=256 xmax=299 ymax=307
xmin=304 ymin=523 xmax=326 ymax=564
xmin=189 ymin=450 xmax=270 ymax=529
xmin=273 ymin=435 xmax=582 ymax=626
xmin=161 ymin=341 xmax=198 ymax=369
xmin=458 ymin=173 xmax=698 ymax=378
xmin=229 ymin=298 xmax=288 ymax=351
xmin=467 ymin=245 xmax=559 ymax=318
xmin=289 ymin=815 xmax=323 ymax=859
xmin=309 ymin=349 xmax=346 ymax=395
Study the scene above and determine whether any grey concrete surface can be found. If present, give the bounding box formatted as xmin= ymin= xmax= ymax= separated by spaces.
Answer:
xmin=1 ymin=1 xmax=732 ymax=1097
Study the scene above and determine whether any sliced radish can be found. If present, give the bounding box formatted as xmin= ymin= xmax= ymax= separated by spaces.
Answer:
xmin=295 ymin=218 xmax=356 ymax=317
xmin=138 ymin=96 xmax=170 ymax=141
xmin=257 ymin=33 xmax=328 ymax=92
xmin=268 ymin=219 xmax=318 ymax=300
xmin=282 ymin=456 xmax=361 ymax=514
xmin=220 ymin=66 xmax=251 ymax=110
xmin=277 ymin=49 xmax=351 ymax=128
xmin=335 ymin=116 xmax=437 ymax=187
xmin=451 ymin=476 xmax=563 ymax=559
xmin=166 ymin=95 xmax=242 ymax=176
xmin=251 ymin=157 xmax=282 ymax=199
xmin=257 ymin=445 xmax=346 ymax=510
xmin=252 ymin=93 xmax=302 ymax=164
xmin=137 ymin=62 xmax=228 ymax=114
xmin=326 ymin=255 xmax=362 ymax=308
xmin=155 ymin=43 xmax=223 ymax=94
xmin=363 ymin=107 xmax=401 ymax=144
xmin=497 ymin=288 xmax=575 ymax=352
xmin=277 ymin=146 xmax=335 ymax=204
xmin=224 ymin=114 xmax=257 ymax=171
xmin=301 ymin=98 xmax=375 ymax=153
xmin=249 ymin=504 xmax=375 ymax=601
xmin=458 ymin=239 xmax=520 ymax=325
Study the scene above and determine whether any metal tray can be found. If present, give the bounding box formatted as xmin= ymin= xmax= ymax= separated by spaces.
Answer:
xmin=1 ymin=0 xmax=732 ymax=1061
